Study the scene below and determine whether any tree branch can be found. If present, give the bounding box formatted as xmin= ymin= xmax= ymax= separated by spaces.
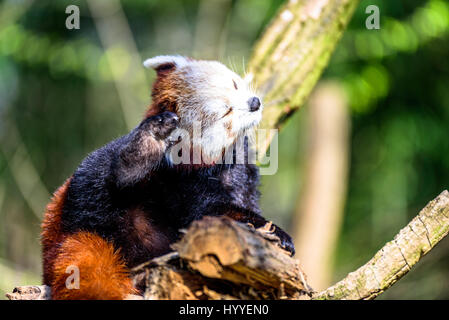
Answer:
xmin=248 ymin=0 xmax=359 ymax=152
xmin=314 ymin=190 xmax=449 ymax=300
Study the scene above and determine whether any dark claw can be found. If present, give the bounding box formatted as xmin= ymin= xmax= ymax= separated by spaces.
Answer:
xmin=274 ymin=228 xmax=295 ymax=256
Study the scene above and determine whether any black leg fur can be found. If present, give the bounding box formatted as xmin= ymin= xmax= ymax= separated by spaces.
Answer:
xmin=113 ymin=112 xmax=179 ymax=188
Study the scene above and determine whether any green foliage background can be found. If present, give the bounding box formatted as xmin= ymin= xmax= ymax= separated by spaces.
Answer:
xmin=0 ymin=0 xmax=448 ymax=299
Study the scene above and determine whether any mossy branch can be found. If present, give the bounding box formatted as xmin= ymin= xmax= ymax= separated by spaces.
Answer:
xmin=314 ymin=190 xmax=449 ymax=300
xmin=248 ymin=0 xmax=359 ymax=152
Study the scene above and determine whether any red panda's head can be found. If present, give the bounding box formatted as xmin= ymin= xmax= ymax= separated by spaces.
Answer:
xmin=143 ymin=55 xmax=262 ymax=162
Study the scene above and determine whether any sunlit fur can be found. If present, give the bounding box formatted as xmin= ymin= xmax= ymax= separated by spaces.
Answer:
xmin=41 ymin=55 xmax=294 ymax=300
xmin=144 ymin=55 xmax=262 ymax=163
xmin=51 ymin=232 xmax=135 ymax=300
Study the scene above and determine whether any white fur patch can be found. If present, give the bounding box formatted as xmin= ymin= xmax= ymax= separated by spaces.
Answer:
xmin=143 ymin=55 xmax=189 ymax=69
xmin=146 ymin=56 xmax=263 ymax=162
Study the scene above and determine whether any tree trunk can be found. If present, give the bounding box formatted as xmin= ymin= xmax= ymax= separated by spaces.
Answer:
xmin=292 ymin=82 xmax=350 ymax=291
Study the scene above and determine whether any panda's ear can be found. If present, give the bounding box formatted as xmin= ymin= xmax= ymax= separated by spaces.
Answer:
xmin=143 ymin=55 xmax=189 ymax=73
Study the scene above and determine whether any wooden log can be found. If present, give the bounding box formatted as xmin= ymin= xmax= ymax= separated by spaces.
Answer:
xmin=5 ymin=285 xmax=50 ymax=300
xmin=133 ymin=217 xmax=313 ymax=300
xmin=172 ymin=217 xmax=311 ymax=296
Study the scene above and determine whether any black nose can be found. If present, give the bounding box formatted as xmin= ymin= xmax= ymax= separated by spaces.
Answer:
xmin=248 ymin=97 xmax=261 ymax=112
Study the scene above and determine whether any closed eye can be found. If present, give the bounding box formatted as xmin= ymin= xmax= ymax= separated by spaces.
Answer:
xmin=222 ymin=105 xmax=233 ymax=118
xmin=233 ymin=80 xmax=238 ymax=90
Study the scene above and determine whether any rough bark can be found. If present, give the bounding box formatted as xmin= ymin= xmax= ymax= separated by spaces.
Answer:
xmin=5 ymin=285 xmax=51 ymax=300
xmin=134 ymin=217 xmax=313 ymax=300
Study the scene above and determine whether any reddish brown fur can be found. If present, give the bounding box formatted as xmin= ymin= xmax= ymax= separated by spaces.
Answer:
xmin=41 ymin=178 xmax=71 ymax=285
xmin=51 ymin=232 xmax=135 ymax=300
xmin=224 ymin=211 xmax=244 ymax=221
xmin=42 ymin=178 xmax=135 ymax=299
xmin=123 ymin=207 xmax=173 ymax=259
xmin=145 ymin=68 xmax=183 ymax=118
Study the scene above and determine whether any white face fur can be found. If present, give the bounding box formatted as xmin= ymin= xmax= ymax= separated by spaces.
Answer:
xmin=144 ymin=55 xmax=263 ymax=162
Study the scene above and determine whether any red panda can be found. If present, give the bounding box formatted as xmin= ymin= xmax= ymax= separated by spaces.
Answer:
xmin=41 ymin=55 xmax=294 ymax=300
